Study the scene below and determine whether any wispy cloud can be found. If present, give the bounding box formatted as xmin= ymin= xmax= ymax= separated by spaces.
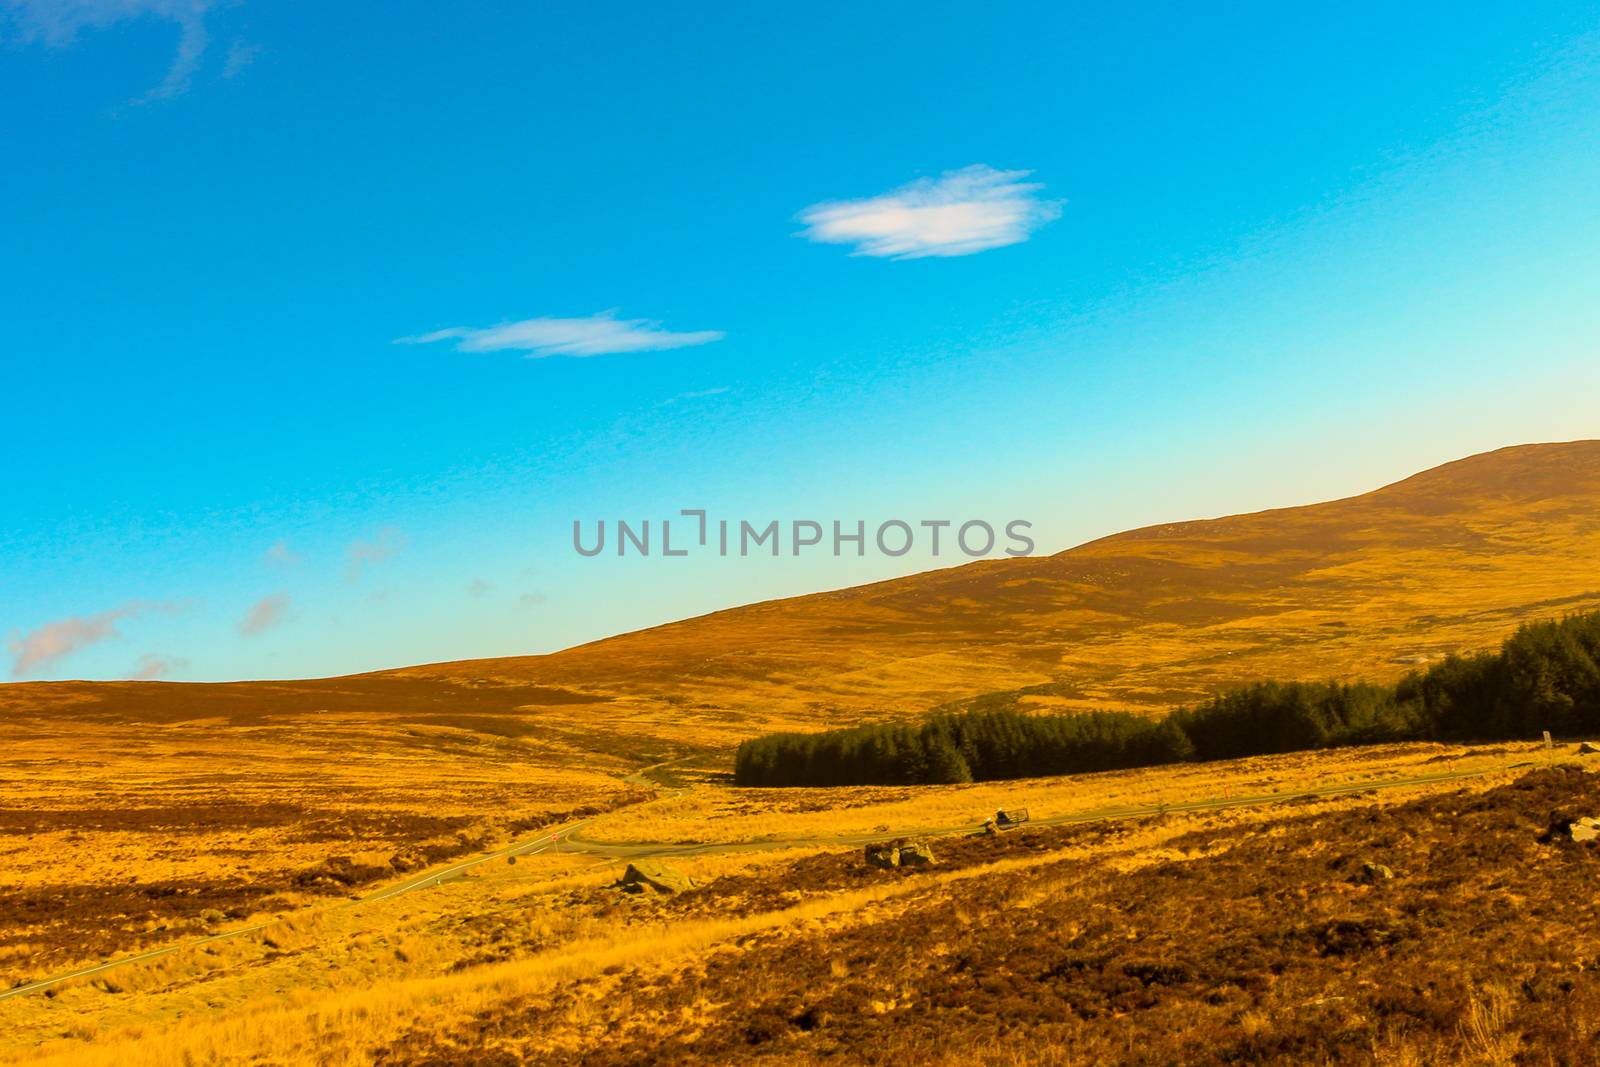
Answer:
xmin=3 ymin=0 xmax=221 ymax=103
xmin=798 ymin=164 xmax=1062 ymax=259
xmin=263 ymin=539 xmax=301 ymax=568
xmin=398 ymin=311 xmax=725 ymax=359
xmin=129 ymin=653 xmax=188 ymax=680
xmin=517 ymin=592 xmax=547 ymax=610
xmin=346 ymin=527 xmax=403 ymax=582
xmin=466 ymin=578 xmax=492 ymax=598
xmin=8 ymin=600 xmax=180 ymax=677
xmin=237 ymin=593 xmax=289 ymax=636
xmin=664 ymin=385 xmax=731 ymax=405
xmin=221 ymin=37 xmax=258 ymax=78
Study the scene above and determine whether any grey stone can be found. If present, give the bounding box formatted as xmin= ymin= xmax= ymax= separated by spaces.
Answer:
xmin=617 ymin=861 xmax=694 ymax=894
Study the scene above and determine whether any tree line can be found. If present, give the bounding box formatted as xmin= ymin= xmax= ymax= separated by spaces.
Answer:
xmin=733 ymin=609 xmax=1600 ymax=787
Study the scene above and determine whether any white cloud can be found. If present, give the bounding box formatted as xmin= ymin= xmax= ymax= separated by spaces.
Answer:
xmin=797 ymin=164 xmax=1062 ymax=259
xmin=8 ymin=600 xmax=181 ymax=677
xmin=399 ymin=311 xmax=725 ymax=359
xmin=237 ymin=593 xmax=289 ymax=636
xmin=3 ymin=0 xmax=219 ymax=103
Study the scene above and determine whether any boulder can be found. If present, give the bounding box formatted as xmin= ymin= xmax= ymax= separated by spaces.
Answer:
xmin=1539 ymin=811 xmax=1600 ymax=844
xmin=1356 ymin=861 xmax=1395 ymax=884
xmin=865 ymin=838 xmax=937 ymax=869
xmin=864 ymin=842 xmax=900 ymax=869
xmin=1579 ymin=741 xmax=1600 ymax=755
xmin=617 ymin=861 xmax=694 ymax=894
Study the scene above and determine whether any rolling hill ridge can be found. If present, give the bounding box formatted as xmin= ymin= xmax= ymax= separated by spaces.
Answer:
xmin=6 ymin=440 xmax=1599 ymax=749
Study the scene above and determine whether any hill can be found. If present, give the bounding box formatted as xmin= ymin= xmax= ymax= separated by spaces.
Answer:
xmin=6 ymin=441 xmax=1600 ymax=747
xmin=400 ymin=438 xmax=1600 ymax=736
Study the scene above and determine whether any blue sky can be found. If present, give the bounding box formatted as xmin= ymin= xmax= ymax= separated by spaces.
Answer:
xmin=3 ymin=2 xmax=1599 ymax=681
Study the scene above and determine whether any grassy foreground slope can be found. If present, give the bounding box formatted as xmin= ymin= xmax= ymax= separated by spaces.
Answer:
xmin=15 ymin=751 xmax=1598 ymax=1066
xmin=380 ymin=766 xmax=1600 ymax=1067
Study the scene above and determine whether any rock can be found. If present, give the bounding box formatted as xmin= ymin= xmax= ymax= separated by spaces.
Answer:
xmin=617 ymin=861 xmax=694 ymax=894
xmin=198 ymin=908 xmax=226 ymax=924
xmin=864 ymin=842 xmax=900 ymax=869
xmin=865 ymin=838 xmax=936 ymax=869
xmin=1539 ymin=811 xmax=1600 ymax=844
xmin=1356 ymin=861 xmax=1395 ymax=884
xmin=1578 ymin=741 xmax=1600 ymax=755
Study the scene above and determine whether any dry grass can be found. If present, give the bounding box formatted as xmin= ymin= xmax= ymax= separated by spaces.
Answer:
xmin=380 ymin=766 xmax=1600 ymax=1066
xmin=5 ymin=744 xmax=1590 ymax=1064
xmin=4 ymin=442 xmax=1600 ymax=1063
xmin=579 ymin=740 xmax=1555 ymax=845
xmin=0 ymin=712 xmax=640 ymax=986
xmin=15 ymin=762 xmax=1598 ymax=1066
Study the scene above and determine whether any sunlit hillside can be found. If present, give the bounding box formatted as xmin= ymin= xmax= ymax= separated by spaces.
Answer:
xmin=4 ymin=441 xmax=1599 ymax=1064
xmin=402 ymin=439 xmax=1600 ymax=733
xmin=7 ymin=441 xmax=1600 ymax=750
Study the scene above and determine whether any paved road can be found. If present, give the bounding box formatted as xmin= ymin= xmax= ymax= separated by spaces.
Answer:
xmin=0 ymin=759 xmax=1532 ymax=1003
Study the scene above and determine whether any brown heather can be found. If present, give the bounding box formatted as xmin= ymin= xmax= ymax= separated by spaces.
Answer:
xmin=3 ymin=441 xmax=1600 ymax=1063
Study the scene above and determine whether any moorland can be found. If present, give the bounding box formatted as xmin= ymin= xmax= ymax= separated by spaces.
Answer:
xmin=4 ymin=440 xmax=1600 ymax=1063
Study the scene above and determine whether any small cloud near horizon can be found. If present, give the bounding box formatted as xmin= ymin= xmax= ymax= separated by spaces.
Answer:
xmin=398 ymin=311 xmax=725 ymax=359
xmin=346 ymin=527 xmax=403 ymax=582
xmin=466 ymin=578 xmax=492 ymax=598
xmin=797 ymin=164 xmax=1062 ymax=259
xmin=263 ymin=539 xmax=302 ymax=568
xmin=129 ymin=653 xmax=189 ymax=680
xmin=2 ymin=0 xmax=224 ymax=104
xmin=238 ymin=593 xmax=290 ymax=636
xmin=517 ymin=592 xmax=547 ymax=609
xmin=8 ymin=600 xmax=183 ymax=677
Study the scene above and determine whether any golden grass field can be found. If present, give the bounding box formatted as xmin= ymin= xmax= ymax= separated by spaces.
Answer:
xmin=0 ymin=712 xmax=646 ymax=988
xmin=3 ymin=441 xmax=1600 ymax=1063
xmin=2 ymin=739 xmax=1577 ymax=1065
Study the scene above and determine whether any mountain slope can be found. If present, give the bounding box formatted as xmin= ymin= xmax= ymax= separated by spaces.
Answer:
xmin=7 ymin=441 xmax=1600 ymax=746
xmin=396 ymin=439 xmax=1600 ymax=733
